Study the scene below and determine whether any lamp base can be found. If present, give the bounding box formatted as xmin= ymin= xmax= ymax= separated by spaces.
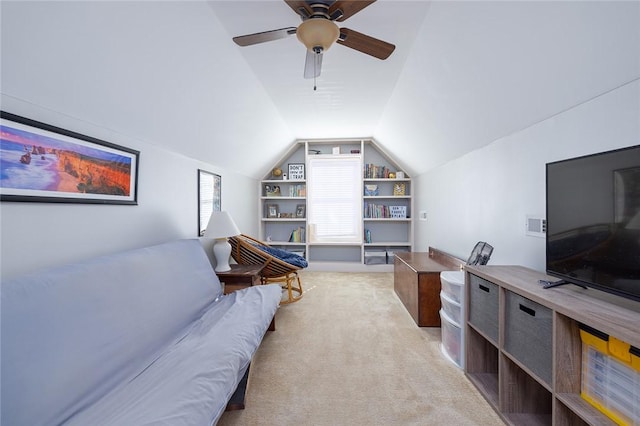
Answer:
xmin=213 ymin=238 xmax=232 ymax=272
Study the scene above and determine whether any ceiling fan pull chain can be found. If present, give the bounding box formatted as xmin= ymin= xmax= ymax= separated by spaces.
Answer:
xmin=313 ymin=46 xmax=320 ymax=91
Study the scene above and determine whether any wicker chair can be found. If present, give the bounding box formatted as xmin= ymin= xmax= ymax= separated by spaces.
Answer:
xmin=228 ymin=234 xmax=304 ymax=304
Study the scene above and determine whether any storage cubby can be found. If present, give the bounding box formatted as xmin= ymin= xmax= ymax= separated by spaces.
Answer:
xmin=308 ymin=245 xmax=361 ymax=263
xmin=466 ymin=325 xmax=499 ymax=407
xmin=464 ymin=265 xmax=640 ymax=426
xmin=500 ymin=355 xmax=552 ymax=425
xmin=259 ymin=138 xmax=413 ymax=269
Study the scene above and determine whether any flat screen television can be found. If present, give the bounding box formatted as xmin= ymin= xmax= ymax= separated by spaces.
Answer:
xmin=545 ymin=144 xmax=640 ymax=302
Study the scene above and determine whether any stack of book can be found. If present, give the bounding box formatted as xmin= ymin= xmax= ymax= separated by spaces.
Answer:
xmin=364 ymin=164 xmax=392 ymax=179
xmin=364 ymin=202 xmax=391 ymax=218
xmin=288 ymin=184 xmax=306 ymax=197
xmin=289 ymin=226 xmax=305 ymax=243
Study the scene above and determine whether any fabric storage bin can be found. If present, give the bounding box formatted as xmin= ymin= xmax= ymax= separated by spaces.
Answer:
xmin=440 ymin=291 xmax=462 ymax=325
xmin=504 ymin=291 xmax=553 ymax=386
xmin=364 ymin=251 xmax=386 ymax=265
xmin=468 ymin=274 xmax=499 ymax=343
xmin=440 ymin=271 xmax=464 ymax=304
xmin=440 ymin=309 xmax=463 ymax=369
xmin=385 ymin=249 xmax=408 ymax=264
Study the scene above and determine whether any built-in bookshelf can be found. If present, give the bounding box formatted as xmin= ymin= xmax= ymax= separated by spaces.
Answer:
xmin=259 ymin=138 xmax=413 ymax=270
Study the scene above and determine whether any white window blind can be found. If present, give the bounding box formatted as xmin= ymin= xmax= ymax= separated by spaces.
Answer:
xmin=307 ymin=155 xmax=362 ymax=243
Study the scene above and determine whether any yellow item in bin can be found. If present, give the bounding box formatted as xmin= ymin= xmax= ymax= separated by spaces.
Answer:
xmin=580 ymin=328 xmax=609 ymax=354
xmin=609 ymin=336 xmax=631 ymax=363
xmin=631 ymin=346 xmax=640 ymax=371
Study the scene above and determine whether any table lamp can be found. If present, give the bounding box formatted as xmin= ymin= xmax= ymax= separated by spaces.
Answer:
xmin=204 ymin=211 xmax=241 ymax=272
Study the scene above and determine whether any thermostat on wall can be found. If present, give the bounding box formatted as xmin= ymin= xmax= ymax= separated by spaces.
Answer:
xmin=526 ymin=215 xmax=546 ymax=237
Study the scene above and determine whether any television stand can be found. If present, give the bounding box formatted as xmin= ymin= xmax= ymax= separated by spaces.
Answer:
xmin=465 ymin=265 xmax=640 ymax=425
xmin=538 ymin=279 xmax=587 ymax=289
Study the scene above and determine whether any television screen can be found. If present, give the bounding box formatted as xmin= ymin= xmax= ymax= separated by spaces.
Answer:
xmin=546 ymin=145 xmax=640 ymax=301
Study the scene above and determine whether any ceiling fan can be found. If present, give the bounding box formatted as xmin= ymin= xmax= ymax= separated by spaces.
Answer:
xmin=232 ymin=1 xmax=395 ymax=80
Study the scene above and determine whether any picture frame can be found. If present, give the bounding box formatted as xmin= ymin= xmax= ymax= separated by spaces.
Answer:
xmin=296 ymin=204 xmax=306 ymax=218
xmin=288 ymin=163 xmax=305 ymax=180
xmin=266 ymin=204 xmax=279 ymax=218
xmin=198 ymin=169 xmax=221 ymax=236
xmin=389 ymin=205 xmax=407 ymax=218
xmin=393 ymin=183 xmax=406 ymax=196
xmin=0 ymin=111 xmax=139 ymax=204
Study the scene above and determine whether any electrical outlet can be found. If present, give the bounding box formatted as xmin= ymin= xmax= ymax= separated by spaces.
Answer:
xmin=419 ymin=211 xmax=427 ymax=221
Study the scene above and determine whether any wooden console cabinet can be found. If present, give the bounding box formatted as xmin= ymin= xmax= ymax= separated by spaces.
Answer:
xmin=393 ymin=248 xmax=464 ymax=327
xmin=464 ymin=265 xmax=640 ymax=425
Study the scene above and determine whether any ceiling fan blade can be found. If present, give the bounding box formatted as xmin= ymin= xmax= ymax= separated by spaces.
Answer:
xmin=330 ymin=1 xmax=376 ymax=22
xmin=337 ymin=28 xmax=395 ymax=59
xmin=284 ymin=1 xmax=312 ymax=19
xmin=233 ymin=27 xmax=297 ymax=47
xmin=303 ymin=49 xmax=323 ymax=79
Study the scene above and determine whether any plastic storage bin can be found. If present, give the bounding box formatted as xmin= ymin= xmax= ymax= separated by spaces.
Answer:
xmin=440 ymin=270 xmax=465 ymax=369
xmin=440 ymin=309 xmax=463 ymax=369
xmin=580 ymin=323 xmax=640 ymax=425
xmin=440 ymin=291 xmax=462 ymax=324
xmin=440 ymin=270 xmax=464 ymax=304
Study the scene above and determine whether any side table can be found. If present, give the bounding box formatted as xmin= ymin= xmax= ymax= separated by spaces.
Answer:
xmin=217 ymin=263 xmax=264 ymax=295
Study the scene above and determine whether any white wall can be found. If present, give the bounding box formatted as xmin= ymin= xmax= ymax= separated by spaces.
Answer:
xmin=414 ymin=80 xmax=640 ymax=271
xmin=0 ymin=96 xmax=258 ymax=280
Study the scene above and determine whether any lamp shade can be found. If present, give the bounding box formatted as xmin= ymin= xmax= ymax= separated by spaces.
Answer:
xmin=296 ymin=18 xmax=339 ymax=51
xmin=203 ymin=211 xmax=241 ymax=239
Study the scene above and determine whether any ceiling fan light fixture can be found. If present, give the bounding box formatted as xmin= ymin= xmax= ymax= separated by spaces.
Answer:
xmin=296 ymin=18 xmax=340 ymax=52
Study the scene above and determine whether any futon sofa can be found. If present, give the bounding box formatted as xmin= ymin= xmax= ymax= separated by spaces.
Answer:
xmin=1 ymin=239 xmax=281 ymax=425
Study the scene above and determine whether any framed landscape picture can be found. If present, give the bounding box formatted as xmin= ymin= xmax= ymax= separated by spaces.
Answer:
xmin=0 ymin=111 xmax=139 ymax=204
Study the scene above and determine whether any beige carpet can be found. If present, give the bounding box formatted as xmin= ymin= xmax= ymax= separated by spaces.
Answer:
xmin=217 ymin=272 xmax=504 ymax=425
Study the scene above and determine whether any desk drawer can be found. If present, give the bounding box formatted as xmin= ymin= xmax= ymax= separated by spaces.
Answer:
xmin=468 ymin=274 xmax=499 ymax=343
xmin=504 ymin=291 xmax=552 ymax=385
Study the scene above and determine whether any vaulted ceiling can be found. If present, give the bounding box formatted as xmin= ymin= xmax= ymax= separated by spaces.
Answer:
xmin=2 ymin=1 xmax=638 ymax=179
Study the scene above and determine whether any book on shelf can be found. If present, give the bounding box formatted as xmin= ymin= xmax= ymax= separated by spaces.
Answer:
xmin=289 ymin=226 xmax=305 ymax=243
xmin=364 ymin=164 xmax=393 ymax=179
xmin=288 ymin=184 xmax=306 ymax=197
xmin=364 ymin=202 xmax=390 ymax=218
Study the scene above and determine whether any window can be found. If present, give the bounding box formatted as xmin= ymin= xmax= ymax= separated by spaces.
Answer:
xmin=307 ymin=156 xmax=362 ymax=243
xmin=198 ymin=170 xmax=221 ymax=236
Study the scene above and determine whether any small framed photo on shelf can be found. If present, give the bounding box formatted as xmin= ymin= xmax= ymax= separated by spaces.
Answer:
xmin=296 ymin=204 xmax=306 ymax=218
xmin=266 ymin=204 xmax=279 ymax=218
xmin=288 ymin=163 xmax=305 ymax=180
xmin=393 ymin=183 xmax=406 ymax=196
xmin=364 ymin=184 xmax=379 ymax=196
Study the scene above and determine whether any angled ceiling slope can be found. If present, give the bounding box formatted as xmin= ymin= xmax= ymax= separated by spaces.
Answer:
xmin=208 ymin=0 xmax=430 ymax=141
xmin=211 ymin=1 xmax=640 ymax=177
